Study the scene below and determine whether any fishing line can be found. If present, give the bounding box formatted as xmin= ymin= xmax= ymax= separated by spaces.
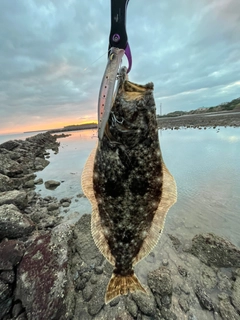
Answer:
xmin=83 ymin=49 xmax=109 ymax=72
xmin=64 ymin=50 xmax=109 ymax=86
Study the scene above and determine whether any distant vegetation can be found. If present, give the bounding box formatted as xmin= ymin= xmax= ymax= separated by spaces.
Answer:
xmin=63 ymin=123 xmax=97 ymax=130
xmin=158 ymin=97 xmax=240 ymax=118
xmin=48 ymin=122 xmax=97 ymax=133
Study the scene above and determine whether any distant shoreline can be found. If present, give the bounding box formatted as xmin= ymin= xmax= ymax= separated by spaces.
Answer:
xmin=157 ymin=110 xmax=240 ymax=129
xmin=22 ymin=111 xmax=240 ymax=136
xmin=24 ymin=123 xmax=97 ymax=134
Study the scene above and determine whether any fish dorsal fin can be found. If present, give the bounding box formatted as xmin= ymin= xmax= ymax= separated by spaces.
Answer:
xmin=81 ymin=145 xmax=115 ymax=265
xmin=132 ymin=160 xmax=177 ymax=265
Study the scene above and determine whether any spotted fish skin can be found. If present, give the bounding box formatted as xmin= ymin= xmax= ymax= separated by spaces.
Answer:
xmin=81 ymin=69 xmax=177 ymax=303
xmin=94 ymin=81 xmax=162 ymax=274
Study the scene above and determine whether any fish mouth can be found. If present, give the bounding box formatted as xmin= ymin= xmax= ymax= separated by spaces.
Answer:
xmin=97 ymin=48 xmax=125 ymax=140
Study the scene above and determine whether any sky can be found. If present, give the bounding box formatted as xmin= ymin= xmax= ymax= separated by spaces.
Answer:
xmin=0 ymin=0 xmax=240 ymax=134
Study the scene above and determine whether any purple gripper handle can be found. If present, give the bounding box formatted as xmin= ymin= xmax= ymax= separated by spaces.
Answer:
xmin=111 ymin=34 xmax=132 ymax=73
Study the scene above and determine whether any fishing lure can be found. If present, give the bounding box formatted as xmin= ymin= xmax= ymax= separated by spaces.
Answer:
xmin=98 ymin=0 xmax=132 ymax=140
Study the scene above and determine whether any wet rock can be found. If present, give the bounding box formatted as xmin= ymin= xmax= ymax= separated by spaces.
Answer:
xmin=16 ymin=312 xmax=28 ymax=320
xmin=95 ymin=266 xmax=103 ymax=274
xmin=73 ymin=214 xmax=103 ymax=267
xmin=0 ymin=271 xmax=15 ymax=285
xmin=126 ymin=297 xmax=138 ymax=318
xmin=191 ymin=233 xmax=240 ymax=267
xmin=0 ymin=204 xmax=35 ymax=240
xmin=0 ymin=280 xmax=12 ymax=319
xmin=61 ymin=201 xmax=70 ymax=207
xmin=168 ymin=234 xmax=182 ymax=251
xmin=0 ymin=280 xmax=12 ymax=301
xmin=188 ymin=314 xmax=198 ymax=320
xmin=82 ymin=283 xmax=93 ymax=302
xmin=147 ymin=267 xmax=172 ymax=296
xmin=0 ymin=239 xmax=25 ymax=270
xmin=12 ymin=301 xmax=24 ymax=318
xmin=178 ymin=265 xmax=188 ymax=277
xmin=0 ymin=152 xmax=23 ymax=177
xmin=60 ymin=197 xmax=72 ymax=203
xmin=87 ymin=276 xmax=107 ymax=316
xmin=180 ymin=283 xmax=191 ymax=295
xmin=44 ymin=180 xmax=61 ymax=189
xmin=195 ymin=284 xmax=214 ymax=311
xmin=0 ymin=140 xmax=20 ymax=151
xmin=131 ymin=291 xmax=156 ymax=316
xmin=232 ymin=277 xmax=240 ymax=313
xmin=219 ymin=298 xmax=240 ymax=320
xmin=23 ymin=180 xmax=35 ymax=188
xmin=0 ymin=190 xmax=28 ymax=209
xmin=74 ymin=302 xmax=92 ymax=320
xmin=217 ymin=270 xmax=233 ymax=292
xmin=201 ymin=265 xmax=217 ymax=289
xmin=160 ymin=307 xmax=177 ymax=320
xmin=218 ymin=293 xmax=229 ymax=301
xmin=34 ymin=178 xmax=43 ymax=185
xmin=47 ymin=202 xmax=59 ymax=211
xmin=15 ymin=223 xmax=73 ymax=320
xmin=109 ymin=296 xmax=120 ymax=307
xmin=0 ymin=173 xmax=14 ymax=192
xmin=34 ymin=157 xmax=50 ymax=171
xmin=178 ymin=297 xmax=190 ymax=313
xmin=76 ymin=277 xmax=88 ymax=290
xmin=162 ymin=259 xmax=169 ymax=266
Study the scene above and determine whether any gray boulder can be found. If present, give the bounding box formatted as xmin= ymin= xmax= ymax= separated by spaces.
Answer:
xmin=44 ymin=180 xmax=61 ymax=189
xmin=131 ymin=291 xmax=157 ymax=317
xmin=219 ymin=298 xmax=240 ymax=320
xmin=34 ymin=157 xmax=50 ymax=171
xmin=0 ymin=152 xmax=23 ymax=177
xmin=0 ymin=140 xmax=20 ymax=151
xmin=0 ymin=190 xmax=28 ymax=209
xmin=0 ymin=173 xmax=14 ymax=192
xmin=191 ymin=233 xmax=240 ymax=267
xmin=148 ymin=267 xmax=172 ymax=296
xmin=0 ymin=204 xmax=35 ymax=240
xmin=15 ymin=223 xmax=74 ymax=320
xmin=0 ymin=239 xmax=25 ymax=270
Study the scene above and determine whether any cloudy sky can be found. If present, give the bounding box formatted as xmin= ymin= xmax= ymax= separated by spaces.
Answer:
xmin=0 ymin=0 xmax=240 ymax=134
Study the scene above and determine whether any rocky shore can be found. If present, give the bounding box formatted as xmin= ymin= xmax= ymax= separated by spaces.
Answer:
xmin=0 ymin=132 xmax=240 ymax=320
xmin=157 ymin=111 xmax=240 ymax=130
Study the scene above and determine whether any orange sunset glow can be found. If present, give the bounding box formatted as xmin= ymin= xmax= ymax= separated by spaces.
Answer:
xmin=0 ymin=116 xmax=98 ymax=135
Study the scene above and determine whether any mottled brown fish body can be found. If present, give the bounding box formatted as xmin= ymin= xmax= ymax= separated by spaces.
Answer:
xmin=82 ymin=71 xmax=177 ymax=303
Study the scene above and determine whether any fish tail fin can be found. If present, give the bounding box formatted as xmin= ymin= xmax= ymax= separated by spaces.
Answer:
xmin=105 ymin=272 xmax=147 ymax=304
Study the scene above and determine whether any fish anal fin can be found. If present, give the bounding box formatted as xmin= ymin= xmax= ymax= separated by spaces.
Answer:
xmin=81 ymin=145 xmax=115 ymax=265
xmin=133 ymin=160 xmax=177 ymax=265
xmin=105 ymin=273 xmax=147 ymax=304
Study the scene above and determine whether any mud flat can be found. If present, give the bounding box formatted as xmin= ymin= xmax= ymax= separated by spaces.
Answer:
xmin=0 ymin=132 xmax=240 ymax=320
xmin=158 ymin=111 xmax=240 ymax=130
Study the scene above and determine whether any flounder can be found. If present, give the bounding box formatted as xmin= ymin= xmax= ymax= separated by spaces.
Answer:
xmin=82 ymin=67 xmax=177 ymax=303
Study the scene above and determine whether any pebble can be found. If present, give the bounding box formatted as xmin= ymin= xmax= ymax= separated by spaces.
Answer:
xmin=162 ymin=259 xmax=169 ymax=266
xmin=82 ymin=285 xmax=93 ymax=302
xmin=47 ymin=203 xmax=59 ymax=211
xmin=178 ymin=297 xmax=190 ymax=313
xmin=61 ymin=202 xmax=70 ymax=208
xmin=95 ymin=266 xmax=103 ymax=274
xmin=110 ymin=296 xmax=120 ymax=307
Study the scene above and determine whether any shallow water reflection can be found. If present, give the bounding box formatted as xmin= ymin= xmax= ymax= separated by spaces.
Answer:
xmin=35 ymin=127 xmax=240 ymax=246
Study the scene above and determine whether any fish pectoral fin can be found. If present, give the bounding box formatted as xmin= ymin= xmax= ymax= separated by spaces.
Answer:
xmin=105 ymin=273 xmax=147 ymax=304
